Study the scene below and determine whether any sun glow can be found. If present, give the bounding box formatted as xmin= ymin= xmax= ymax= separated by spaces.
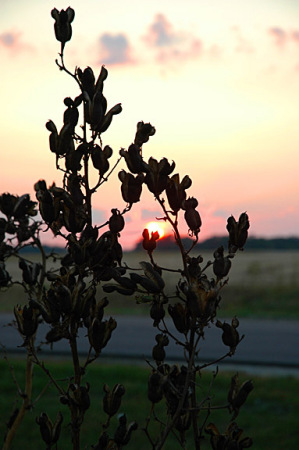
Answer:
xmin=145 ymin=221 xmax=166 ymax=239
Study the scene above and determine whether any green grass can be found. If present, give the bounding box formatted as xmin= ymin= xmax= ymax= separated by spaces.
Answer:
xmin=0 ymin=359 xmax=299 ymax=449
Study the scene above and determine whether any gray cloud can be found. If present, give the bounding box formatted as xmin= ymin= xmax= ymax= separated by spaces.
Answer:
xmin=98 ymin=32 xmax=134 ymax=65
xmin=143 ymin=14 xmax=202 ymax=63
xmin=92 ymin=208 xmax=107 ymax=226
xmin=141 ymin=209 xmax=162 ymax=220
xmin=213 ymin=209 xmax=230 ymax=218
xmin=0 ymin=32 xmax=16 ymax=46
xmin=0 ymin=30 xmax=33 ymax=53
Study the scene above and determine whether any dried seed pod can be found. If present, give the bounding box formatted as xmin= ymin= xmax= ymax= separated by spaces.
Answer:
xmin=36 ymin=412 xmax=63 ymax=446
xmin=216 ymin=318 xmax=240 ymax=353
xmin=166 ymin=174 xmax=192 ymax=213
xmin=213 ymin=246 xmax=232 ymax=278
xmin=227 ymin=212 xmax=250 ymax=253
xmin=152 ymin=334 xmax=169 ymax=363
xmin=109 ymin=209 xmax=125 ymax=233
xmin=148 ymin=372 xmax=164 ymax=403
xmin=120 ymin=144 xmax=147 ymax=173
xmin=51 ymin=7 xmax=75 ymax=49
xmin=118 ymin=171 xmax=144 ymax=204
xmin=103 ymin=383 xmax=125 ymax=417
xmin=145 ymin=157 xmax=175 ymax=197
xmin=168 ymin=303 xmax=190 ymax=334
xmin=114 ymin=414 xmax=138 ymax=446
xmin=183 ymin=197 xmax=202 ymax=237
xmin=134 ymin=121 xmax=155 ymax=147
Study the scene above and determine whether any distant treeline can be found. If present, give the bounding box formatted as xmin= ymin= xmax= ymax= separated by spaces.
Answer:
xmin=135 ymin=235 xmax=299 ymax=251
xmin=19 ymin=236 xmax=299 ymax=254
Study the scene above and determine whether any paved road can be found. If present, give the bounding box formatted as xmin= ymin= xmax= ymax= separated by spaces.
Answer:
xmin=1 ymin=314 xmax=298 ymax=375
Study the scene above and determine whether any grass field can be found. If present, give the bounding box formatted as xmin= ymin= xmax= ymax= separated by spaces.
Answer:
xmin=0 ymin=359 xmax=298 ymax=449
xmin=1 ymin=250 xmax=299 ymax=318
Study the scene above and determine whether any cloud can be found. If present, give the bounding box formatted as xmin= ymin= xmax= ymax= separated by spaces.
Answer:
xmin=291 ymin=30 xmax=299 ymax=43
xmin=141 ymin=209 xmax=162 ymax=220
xmin=0 ymin=30 xmax=33 ymax=54
xmin=92 ymin=208 xmax=107 ymax=226
xmin=98 ymin=32 xmax=134 ymax=66
xmin=231 ymin=27 xmax=254 ymax=53
xmin=212 ymin=209 xmax=230 ymax=219
xmin=143 ymin=14 xmax=202 ymax=63
xmin=268 ymin=27 xmax=287 ymax=47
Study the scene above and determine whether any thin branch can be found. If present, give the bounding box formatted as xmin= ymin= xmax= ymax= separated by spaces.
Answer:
xmin=91 ymin=155 xmax=122 ymax=193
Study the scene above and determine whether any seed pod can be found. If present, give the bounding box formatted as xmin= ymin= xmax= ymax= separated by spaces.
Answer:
xmin=109 ymin=209 xmax=125 ymax=233
xmin=69 ymin=384 xmax=90 ymax=412
xmin=148 ymin=372 xmax=164 ymax=403
xmin=114 ymin=414 xmax=138 ymax=447
xmin=88 ymin=317 xmax=117 ymax=354
xmin=213 ymin=246 xmax=232 ymax=278
xmin=168 ymin=303 xmax=190 ymax=334
xmin=145 ymin=157 xmax=175 ymax=197
xmin=120 ymin=144 xmax=146 ymax=174
xmin=216 ymin=319 xmax=240 ymax=353
xmin=232 ymin=380 xmax=254 ymax=410
xmin=51 ymin=7 xmax=75 ymax=49
xmin=227 ymin=212 xmax=250 ymax=253
xmin=103 ymin=383 xmax=125 ymax=417
xmin=118 ymin=171 xmax=144 ymax=204
xmin=152 ymin=334 xmax=169 ymax=363
xmin=142 ymin=228 xmax=159 ymax=254
xmin=134 ymin=121 xmax=156 ymax=147
xmin=150 ymin=300 xmax=165 ymax=326
xmin=14 ymin=304 xmax=39 ymax=338
xmin=36 ymin=412 xmax=63 ymax=446
xmin=183 ymin=197 xmax=202 ymax=237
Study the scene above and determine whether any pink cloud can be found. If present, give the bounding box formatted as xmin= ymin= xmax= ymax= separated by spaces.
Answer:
xmin=268 ymin=27 xmax=287 ymax=47
xmin=143 ymin=14 xmax=202 ymax=63
xmin=98 ymin=32 xmax=135 ymax=66
xmin=291 ymin=30 xmax=299 ymax=43
xmin=0 ymin=30 xmax=33 ymax=54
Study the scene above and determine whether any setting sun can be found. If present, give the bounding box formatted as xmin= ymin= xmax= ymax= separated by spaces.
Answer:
xmin=145 ymin=221 xmax=165 ymax=239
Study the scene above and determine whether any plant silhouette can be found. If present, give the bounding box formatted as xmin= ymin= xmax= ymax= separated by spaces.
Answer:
xmin=0 ymin=7 xmax=253 ymax=450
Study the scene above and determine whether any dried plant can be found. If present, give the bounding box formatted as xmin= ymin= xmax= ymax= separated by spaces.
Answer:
xmin=0 ymin=7 xmax=253 ymax=450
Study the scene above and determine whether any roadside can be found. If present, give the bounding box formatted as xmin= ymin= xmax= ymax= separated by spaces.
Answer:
xmin=1 ymin=314 xmax=299 ymax=376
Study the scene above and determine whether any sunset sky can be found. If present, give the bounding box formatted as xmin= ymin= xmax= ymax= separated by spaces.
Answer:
xmin=1 ymin=0 xmax=298 ymax=250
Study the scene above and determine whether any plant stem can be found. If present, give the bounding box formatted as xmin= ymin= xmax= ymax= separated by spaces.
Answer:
xmin=3 ymin=350 xmax=33 ymax=450
xmin=189 ymin=326 xmax=201 ymax=449
xmin=69 ymin=319 xmax=81 ymax=450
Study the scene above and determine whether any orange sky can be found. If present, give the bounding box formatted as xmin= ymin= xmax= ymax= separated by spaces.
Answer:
xmin=1 ymin=0 xmax=299 ymax=249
